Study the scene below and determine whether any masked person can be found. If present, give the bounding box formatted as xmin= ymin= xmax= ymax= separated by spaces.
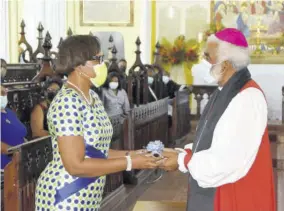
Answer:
xmin=30 ymin=77 xmax=62 ymax=138
xmin=101 ymin=72 xmax=130 ymax=119
xmin=162 ymin=72 xmax=186 ymax=99
xmin=35 ymin=35 xmax=161 ymax=211
xmin=118 ymin=58 xmax=127 ymax=74
xmin=147 ymin=74 xmax=158 ymax=103
xmin=161 ymin=28 xmax=276 ymax=211
xmin=1 ymin=59 xmax=27 ymax=170
xmin=161 ymin=72 xmax=186 ymax=127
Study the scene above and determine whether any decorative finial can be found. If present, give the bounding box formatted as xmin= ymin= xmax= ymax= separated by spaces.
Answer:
xmin=43 ymin=31 xmax=52 ymax=51
xmin=45 ymin=31 xmax=52 ymax=41
xmin=109 ymin=35 xmax=114 ymax=43
xmin=67 ymin=27 xmax=73 ymax=36
xmin=155 ymin=41 xmax=160 ymax=49
xmin=111 ymin=45 xmax=117 ymax=54
xmin=20 ymin=20 xmax=25 ymax=28
xmin=37 ymin=22 xmax=44 ymax=31
xmin=136 ymin=37 xmax=141 ymax=46
xmin=57 ymin=37 xmax=63 ymax=48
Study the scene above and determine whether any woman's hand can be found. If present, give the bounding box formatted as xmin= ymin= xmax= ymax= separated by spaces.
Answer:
xmin=131 ymin=154 xmax=162 ymax=169
xmin=130 ymin=149 xmax=147 ymax=156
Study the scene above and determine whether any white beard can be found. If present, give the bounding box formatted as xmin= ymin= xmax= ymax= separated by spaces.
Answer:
xmin=211 ymin=64 xmax=224 ymax=83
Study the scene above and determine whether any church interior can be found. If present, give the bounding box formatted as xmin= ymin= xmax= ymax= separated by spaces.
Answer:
xmin=0 ymin=0 xmax=283 ymax=210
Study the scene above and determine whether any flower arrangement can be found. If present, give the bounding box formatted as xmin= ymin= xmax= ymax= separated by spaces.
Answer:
xmin=160 ymin=35 xmax=200 ymax=66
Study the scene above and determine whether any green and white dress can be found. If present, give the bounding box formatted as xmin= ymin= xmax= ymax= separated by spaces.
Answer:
xmin=35 ymin=85 xmax=113 ymax=211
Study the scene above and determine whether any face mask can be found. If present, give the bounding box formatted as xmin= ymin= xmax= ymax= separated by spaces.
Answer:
xmin=162 ymin=76 xmax=170 ymax=84
xmin=119 ymin=66 xmax=126 ymax=73
xmin=148 ymin=77 xmax=154 ymax=85
xmin=109 ymin=82 xmax=119 ymax=90
xmin=201 ymin=59 xmax=223 ymax=84
xmin=83 ymin=62 xmax=107 ymax=88
xmin=1 ymin=95 xmax=8 ymax=109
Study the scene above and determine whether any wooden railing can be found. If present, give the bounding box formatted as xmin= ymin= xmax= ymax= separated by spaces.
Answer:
xmin=4 ymin=136 xmax=52 ymax=211
xmin=171 ymin=89 xmax=191 ymax=142
xmin=190 ymin=85 xmax=217 ymax=119
xmin=103 ymin=114 xmax=125 ymax=198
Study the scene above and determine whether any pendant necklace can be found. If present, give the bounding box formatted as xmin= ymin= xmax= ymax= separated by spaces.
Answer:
xmin=66 ymin=81 xmax=93 ymax=106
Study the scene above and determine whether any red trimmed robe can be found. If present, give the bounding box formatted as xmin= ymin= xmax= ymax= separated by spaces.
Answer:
xmin=178 ymin=80 xmax=276 ymax=211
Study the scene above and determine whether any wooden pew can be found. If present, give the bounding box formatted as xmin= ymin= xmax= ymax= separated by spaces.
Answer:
xmin=4 ymin=136 xmax=52 ymax=211
xmin=128 ymin=37 xmax=148 ymax=107
xmin=103 ymin=114 xmax=125 ymax=198
xmin=3 ymin=63 xmax=42 ymax=140
xmin=269 ymin=123 xmax=284 ymax=211
xmin=132 ymin=98 xmax=169 ymax=150
xmin=171 ymin=89 xmax=191 ymax=143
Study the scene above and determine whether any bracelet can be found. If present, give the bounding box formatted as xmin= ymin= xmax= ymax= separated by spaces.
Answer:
xmin=125 ymin=155 xmax=132 ymax=171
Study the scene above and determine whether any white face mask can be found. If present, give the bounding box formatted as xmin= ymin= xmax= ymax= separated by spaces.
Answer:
xmin=1 ymin=95 xmax=8 ymax=109
xmin=148 ymin=77 xmax=154 ymax=85
xmin=162 ymin=76 xmax=170 ymax=84
xmin=201 ymin=59 xmax=223 ymax=84
xmin=109 ymin=82 xmax=119 ymax=90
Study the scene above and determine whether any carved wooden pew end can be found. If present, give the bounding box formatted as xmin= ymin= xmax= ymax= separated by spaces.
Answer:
xmin=4 ymin=136 xmax=52 ymax=211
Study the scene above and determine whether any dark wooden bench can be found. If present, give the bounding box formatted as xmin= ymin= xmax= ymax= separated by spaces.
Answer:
xmin=4 ymin=136 xmax=52 ymax=211
xmin=171 ymin=89 xmax=191 ymax=143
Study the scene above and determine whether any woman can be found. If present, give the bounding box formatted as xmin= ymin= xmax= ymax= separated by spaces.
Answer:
xmin=101 ymin=72 xmax=130 ymax=118
xmin=1 ymin=59 xmax=27 ymax=170
xmin=35 ymin=35 xmax=160 ymax=211
xmin=30 ymin=77 xmax=62 ymax=138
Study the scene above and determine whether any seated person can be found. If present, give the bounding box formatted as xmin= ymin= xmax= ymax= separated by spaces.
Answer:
xmin=162 ymin=72 xmax=186 ymax=128
xmin=30 ymin=77 xmax=62 ymax=138
xmin=162 ymin=71 xmax=186 ymax=99
xmin=118 ymin=58 xmax=127 ymax=74
xmin=1 ymin=60 xmax=27 ymax=169
xmin=101 ymin=72 xmax=130 ymax=118
xmin=147 ymin=73 xmax=158 ymax=102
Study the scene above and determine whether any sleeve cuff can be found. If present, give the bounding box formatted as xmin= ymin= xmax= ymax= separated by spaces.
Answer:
xmin=184 ymin=143 xmax=193 ymax=150
xmin=178 ymin=153 xmax=188 ymax=173
xmin=179 ymin=85 xmax=186 ymax=91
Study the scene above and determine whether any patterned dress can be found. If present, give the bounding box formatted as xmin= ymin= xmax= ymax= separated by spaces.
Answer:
xmin=35 ymin=85 xmax=113 ymax=211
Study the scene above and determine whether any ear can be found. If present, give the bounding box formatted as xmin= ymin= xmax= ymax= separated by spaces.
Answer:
xmin=222 ymin=60 xmax=231 ymax=70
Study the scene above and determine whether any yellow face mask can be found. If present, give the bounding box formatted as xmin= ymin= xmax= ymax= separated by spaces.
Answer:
xmin=90 ymin=62 xmax=108 ymax=88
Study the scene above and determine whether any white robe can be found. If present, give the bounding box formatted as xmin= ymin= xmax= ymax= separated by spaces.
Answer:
xmin=177 ymin=87 xmax=268 ymax=188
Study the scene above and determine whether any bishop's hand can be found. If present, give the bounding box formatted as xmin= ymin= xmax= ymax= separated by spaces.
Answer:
xmin=159 ymin=150 xmax=179 ymax=172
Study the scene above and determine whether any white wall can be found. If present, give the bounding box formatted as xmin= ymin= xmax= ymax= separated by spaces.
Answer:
xmin=249 ymin=65 xmax=283 ymax=121
xmin=0 ymin=0 xmax=9 ymax=60
xmin=140 ymin=0 xmax=152 ymax=64
xmin=20 ymin=0 xmax=66 ymax=52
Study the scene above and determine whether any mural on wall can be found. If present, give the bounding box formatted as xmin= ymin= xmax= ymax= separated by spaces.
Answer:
xmin=210 ymin=0 xmax=284 ymax=64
